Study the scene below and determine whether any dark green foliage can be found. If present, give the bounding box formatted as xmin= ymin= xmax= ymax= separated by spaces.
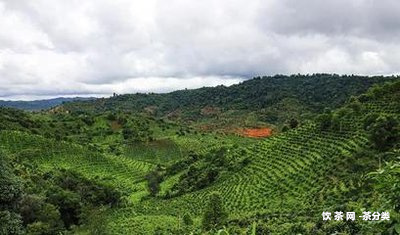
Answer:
xmin=48 ymin=168 xmax=122 ymax=206
xmin=289 ymin=118 xmax=299 ymax=129
xmin=1 ymin=154 xmax=65 ymax=234
xmin=81 ymin=115 xmax=95 ymax=126
xmin=363 ymin=113 xmax=380 ymax=130
xmin=202 ymin=192 xmax=228 ymax=231
xmin=368 ymin=115 xmax=399 ymax=150
xmin=0 ymin=157 xmax=22 ymax=209
xmin=316 ymin=113 xmax=332 ymax=130
xmin=62 ymin=74 xmax=398 ymax=126
xmin=46 ymin=170 xmax=121 ymax=230
xmin=16 ymin=168 xmax=119 ymax=232
xmin=281 ymin=125 xmax=289 ymax=132
xmin=47 ymin=187 xmax=81 ymax=228
xmin=19 ymin=195 xmax=63 ymax=234
xmin=0 ymin=151 xmax=122 ymax=233
xmin=0 ymin=77 xmax=399 ymax=234
xmin=182 ymin=213 xmax=193 ymax=227
xmin=168 ymin=148 xmax=235 ymax=196
xmin=168 ymin=147 xmax=250 ymax=198
xmin=122 ymin=118 xmax=153 ymax=142
xmin=165 ymin=151 xmax=198 ymax=176
xmin=0 ymin=156 xmax=23 ymax=235
xmin=254 ymin=222 xmax=271 ymax=235
xmin=0 ymin=211 xmax=24 ymax=235
xmin=0 ymin=108 xmax=40 ymax=132
xmin=106 ymin=112 xmax=116 ymax=121
xmin=145 ymin=168 xmax=162 ymax=197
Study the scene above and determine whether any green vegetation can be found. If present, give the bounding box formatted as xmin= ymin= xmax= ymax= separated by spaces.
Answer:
xmin=202 ymin=192 xmax=228 ymax=231
xmin=62 ymin=74 xmax=398 ymax=129
xmin=0 ymin=97 xmax=94 ymax=111
xmin=0 ymin=151 xmax=122 ymax=234
xmin=0 ymin=75 xmax=399 ymax=234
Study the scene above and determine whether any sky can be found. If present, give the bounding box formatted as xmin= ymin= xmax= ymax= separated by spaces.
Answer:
xmin=1 ymin=0 xmax=400 ymax=100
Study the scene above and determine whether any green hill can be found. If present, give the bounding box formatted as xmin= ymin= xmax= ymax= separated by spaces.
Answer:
xmin=0 ymin=78 xmax=399 ymax=234
xmin=0 ymin=97 xmax=95 ymax=111
xmin=100 ymin=80 xmax=400 ymax=234
xmin=61 ymin=74 xmax=398 ymax=128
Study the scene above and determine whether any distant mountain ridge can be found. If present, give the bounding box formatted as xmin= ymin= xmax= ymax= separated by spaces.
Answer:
xmin=0 ymin=97 xmax=96 ymax=111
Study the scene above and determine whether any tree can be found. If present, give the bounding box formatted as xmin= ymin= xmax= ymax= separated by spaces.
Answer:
xmin=289 ymin=118 xmax=299 ymax=129
xmin=145 ymin=168 xmax=162 ymax=197
xmin=182 ymin=213 xmax=193 ymax=229
xmin=202 ymin=192 xmax=228 ymax=231
xmin=122 ymin=118 xmax=152 ymax=142
xmin=122 ymin=127 xmax=134 ymax=140
xmin=0 ymin=156 xmax=22 ymax=210
xmin=281 ymin=125 xmax=289 ymax=132
xmin=0 ymin=211 xmax=24 ymax=235
xmin=46 ymin=187 xmax=81 ymax=229
xmin=369 ymin=115 xmax=399 ymax=151
xmin=317 ymin=113 xmax=332 ymax=131
xmin=19 ymin=195 xmax=63 ymax=234
xmin=363 ymin=113 xmax=380 ymax=130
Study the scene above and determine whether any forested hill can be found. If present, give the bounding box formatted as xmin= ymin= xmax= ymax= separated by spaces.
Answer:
xmin=61 ymin=74 xmax=399 ymax=127
xmin=1 ymin=79 xmax=398 ymax=234
xmin=0 ymin=97 xmax=94 ymax=111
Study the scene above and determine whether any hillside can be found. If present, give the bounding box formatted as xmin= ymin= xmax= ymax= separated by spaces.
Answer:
xmin=0 ymin=79 xmax=399 ymax=234
xmin=61 ymin=74 xmax=398 ymax=129
xmin=0 ymin=97 xmax=95 ymax=111
xmin=108 ymin=80 xmax=400 ymax=234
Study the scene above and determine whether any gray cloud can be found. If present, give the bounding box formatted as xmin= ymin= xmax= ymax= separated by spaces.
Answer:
xmin=0 ymin=0 xmax=400 ymax=100
xmin=257 ymin=0 xmax=400 ymax=39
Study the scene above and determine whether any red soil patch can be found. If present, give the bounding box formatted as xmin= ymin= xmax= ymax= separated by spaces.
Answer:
xmin=240 ymin=128 xmax=272 ymax=138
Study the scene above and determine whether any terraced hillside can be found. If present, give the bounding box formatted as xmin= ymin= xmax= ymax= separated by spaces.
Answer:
xmin=112 ymin=81 xmax=399 ymax=234
xmin=133 ymin=124 xmax=369 ymax=214
xmin=0 ymin=80 xmax=398 ymax=234
xmin=0 ymin=131 xmax=154 ymax=198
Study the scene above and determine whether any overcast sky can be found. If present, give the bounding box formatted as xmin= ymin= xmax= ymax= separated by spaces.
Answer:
xmin=1 ymin=0 xmax=400 ymax=100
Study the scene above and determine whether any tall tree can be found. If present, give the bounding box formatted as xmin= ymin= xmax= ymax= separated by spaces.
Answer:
xmin=202 ymin=192 xmax=228 ymax=231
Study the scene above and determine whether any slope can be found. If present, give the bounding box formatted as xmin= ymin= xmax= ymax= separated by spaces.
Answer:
xmin=0 ymin=97 xmax=95 ymax=111
xmin=109 ymin=81 xmax=400 ymax=234
xmin=61 ymin=74 xmax=398 ymax=128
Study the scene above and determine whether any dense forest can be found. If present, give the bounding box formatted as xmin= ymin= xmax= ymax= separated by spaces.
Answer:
xmin=0 ymin=75 xmax=399 ymax=234
xmin=62 ymin=74 xmax=398 ymax=128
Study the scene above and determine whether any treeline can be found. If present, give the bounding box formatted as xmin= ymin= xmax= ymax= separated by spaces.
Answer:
xmin=62 ymin=74 xmax=398 ymax=125
xmin=0 ymin=108 xmax=156 ymax=154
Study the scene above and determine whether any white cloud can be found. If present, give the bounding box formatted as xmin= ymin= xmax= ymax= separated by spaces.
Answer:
xmin=0 ymin=0 xmax=399 ymax=100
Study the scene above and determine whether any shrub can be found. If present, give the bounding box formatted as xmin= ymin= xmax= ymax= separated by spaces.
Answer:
xmin=202 ymin=192 xmax=228 ymax=231
xmin=0 ymin=211 xmax=24 ymax=235
xmin=368 ymin=115 xmax=399 ymax=150
xmin=146 ymin=168 xmax=162 ymax=197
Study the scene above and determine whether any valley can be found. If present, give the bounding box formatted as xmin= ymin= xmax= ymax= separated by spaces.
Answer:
xmin=1 ymin=75 xmax=399 ymax=234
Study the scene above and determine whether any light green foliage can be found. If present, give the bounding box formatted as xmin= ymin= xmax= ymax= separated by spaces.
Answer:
xmin=0 ymin=78 xmax=399 ymax=234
